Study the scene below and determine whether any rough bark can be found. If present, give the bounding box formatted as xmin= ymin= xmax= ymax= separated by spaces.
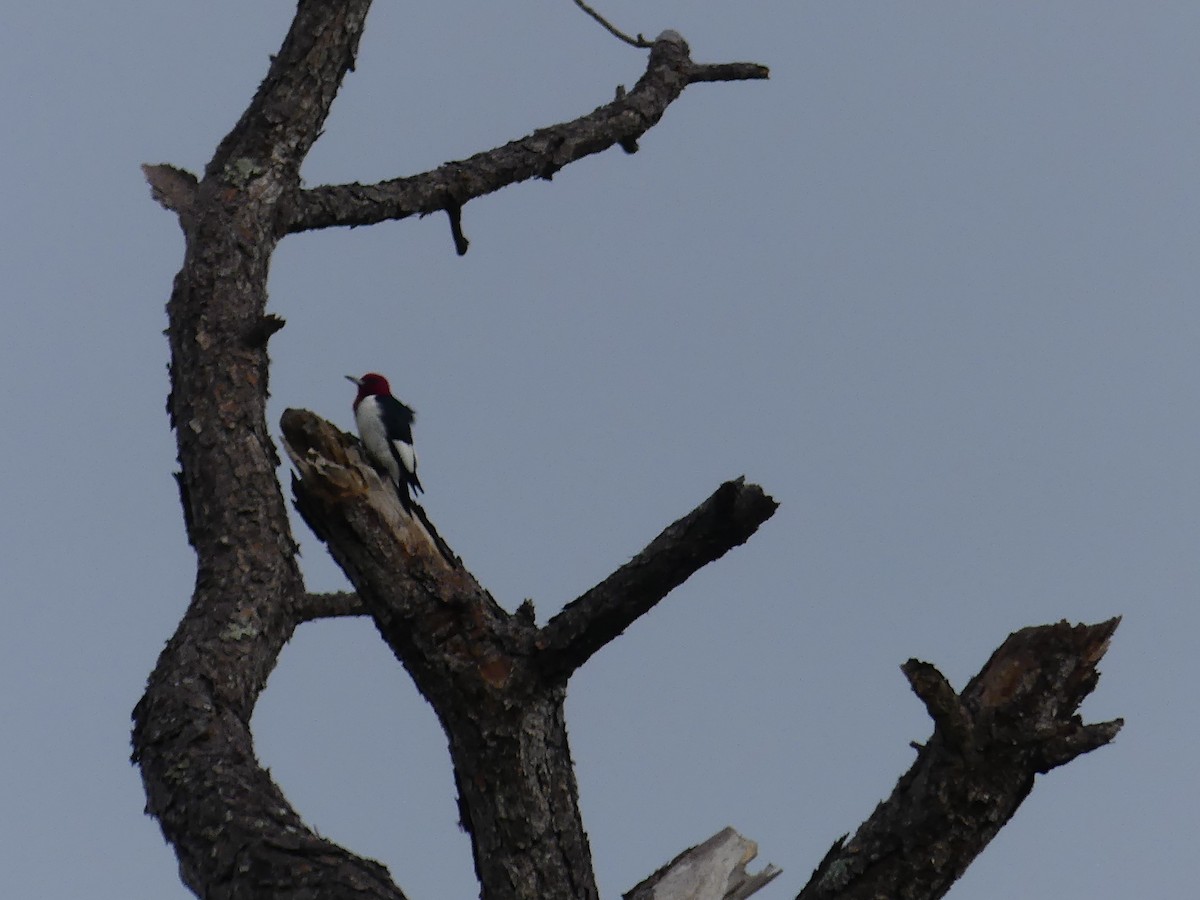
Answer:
xmin=132 ymin=5 xmax=772 ymax=897
xmin=537 ymin=477 xmax=779 ymax=682
xmin=132 ymin=4 xmax=1123 ymax=899
xmin=131 ymin=5 xmax=392 ymax=898
xmin=279 ymin=32 xmax=767 ymax=246
xmin=280 ymin=409 xmax=779 ymax=900
xmin=797 ymin=618 xmax=1122 ymax=900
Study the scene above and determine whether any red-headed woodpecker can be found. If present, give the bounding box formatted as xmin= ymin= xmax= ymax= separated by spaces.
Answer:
xmin=347 ymin=373 xmax=423 ymax=511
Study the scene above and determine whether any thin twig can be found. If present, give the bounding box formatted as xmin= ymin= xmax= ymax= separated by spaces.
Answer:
xmin=571 ymin=0 xmax=651 ymax=48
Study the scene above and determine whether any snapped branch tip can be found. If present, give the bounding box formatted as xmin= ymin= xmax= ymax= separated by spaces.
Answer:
xmin=447 ymin=204 xmax=469 ymax=255
xmin=142 ymin=163 xmax=199 ymax=217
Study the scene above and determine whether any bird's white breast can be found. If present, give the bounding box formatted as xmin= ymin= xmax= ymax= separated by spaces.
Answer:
xmin=355 ymin=399 xmax=404 ymax=484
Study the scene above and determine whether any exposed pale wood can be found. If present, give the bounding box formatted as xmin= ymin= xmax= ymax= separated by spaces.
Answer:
xmin=131 ymin=3 xmax=1124 ymax=899
xmin=625 ymin=827 xmax=781 ymax=900
xmin=281 ymin=408 xmax=455 ymax=569
xmin=134 ymin=13 xmax=770 ymax=889
xmin=282 ymin=409 xmax=787 ymax=900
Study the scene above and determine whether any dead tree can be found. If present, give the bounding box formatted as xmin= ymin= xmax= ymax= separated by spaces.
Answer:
xmin=132 ymin=4 xmax=1121 ymax=899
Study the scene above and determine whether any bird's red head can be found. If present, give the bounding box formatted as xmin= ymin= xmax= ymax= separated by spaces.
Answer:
xmin=347 ymin=372 xmax=392 ymax=407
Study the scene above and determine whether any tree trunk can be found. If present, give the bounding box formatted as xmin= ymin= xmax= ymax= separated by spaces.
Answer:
xmin=447 ymin=690 xmax=597 ymax=900
xmin=132 ymin=5 xmax=1120 ymax=899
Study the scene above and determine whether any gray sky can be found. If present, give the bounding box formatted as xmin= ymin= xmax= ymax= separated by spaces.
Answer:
xmin=3 ymin=2 xmax=1196 ymax=898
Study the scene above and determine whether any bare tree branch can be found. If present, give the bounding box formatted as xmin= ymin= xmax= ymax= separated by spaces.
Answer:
xmin=133 ymin=4 xmax=1121 ymax=900
xmin=797 ymin=618 xmax=1123 ymax=900
xmin=901 ymin=659 xmax=975 ymax=757
xmin=536 ymin=478 xmax=778 ymax=682
xmin=571 ymin=0 xmax=652 ymax=48
xmin=137 ymin=6 xmax=773 ymax=892
xmin=132 ymin=4 xmax=415 ymax=898
xmin=296 ymin=590 xmax=366 ymax=622
xmin=281 ymin=32 xmax=768 ymax=240
xmin=206 ymin=0 xmax=372 ymax=180
xmin=280 ymin=411 xmax=788 ymax=900
xmin=281 ymin=408 xmax=600 ymax=900
xmin=688 ymin=62 xmax=772 ymax=83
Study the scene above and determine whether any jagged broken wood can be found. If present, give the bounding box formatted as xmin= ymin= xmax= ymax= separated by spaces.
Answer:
xmin=132 ymin=1 xmax=1125 ymax=898
xmin=797 ymin=618 xmax=1123 ymax=900
xmin=624 ymin=827 xmax=781 ymax=900
xmin=133 ymin=6 xmax=772 ymax=893
xmin=280 ymin=408 xmax=778 ymax=900
xmin=281 ymin=407 xmax=458 ymax=571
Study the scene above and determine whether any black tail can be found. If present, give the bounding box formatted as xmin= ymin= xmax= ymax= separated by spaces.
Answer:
xmin=410 ymin=499 xmax=459 ymax=568
xmin=395 ymin=479 xmax=417 ymax=514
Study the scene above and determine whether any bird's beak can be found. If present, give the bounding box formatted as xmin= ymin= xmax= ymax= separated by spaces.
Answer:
xmin=345 ymin=375 xmax=361 ymax=385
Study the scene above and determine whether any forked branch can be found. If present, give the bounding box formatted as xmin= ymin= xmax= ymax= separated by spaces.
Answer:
xmin=135 ymin=4 xmax=772 ymax=892
xmin=280 ymin=409 xmax=778 ymax=900
xmin=798 ymin=618 xmax=1123 ymax=900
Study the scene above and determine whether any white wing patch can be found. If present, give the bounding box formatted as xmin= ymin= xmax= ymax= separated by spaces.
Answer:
xmin=392 ymin=439 xmax=418 ymax=478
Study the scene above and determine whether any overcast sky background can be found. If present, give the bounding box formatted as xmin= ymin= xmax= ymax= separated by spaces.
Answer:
xmin=3 ymin=2 xmax=1197 ymax=898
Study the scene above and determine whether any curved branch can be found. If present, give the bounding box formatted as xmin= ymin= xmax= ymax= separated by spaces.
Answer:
xmin=536 ymin=478 xmax=778 ymax=682
xmin=282 ymin=32 xmax=769 ymax=237
xmin=571 ymin=0 xmax=652 ymax=48
xmin=133 ymin=4 xmax=411 ymax=899
xmin=798 ymin=618 xmax=1123 ymax=900
xmin=137 ymin=4 xmax=774 ymax=897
